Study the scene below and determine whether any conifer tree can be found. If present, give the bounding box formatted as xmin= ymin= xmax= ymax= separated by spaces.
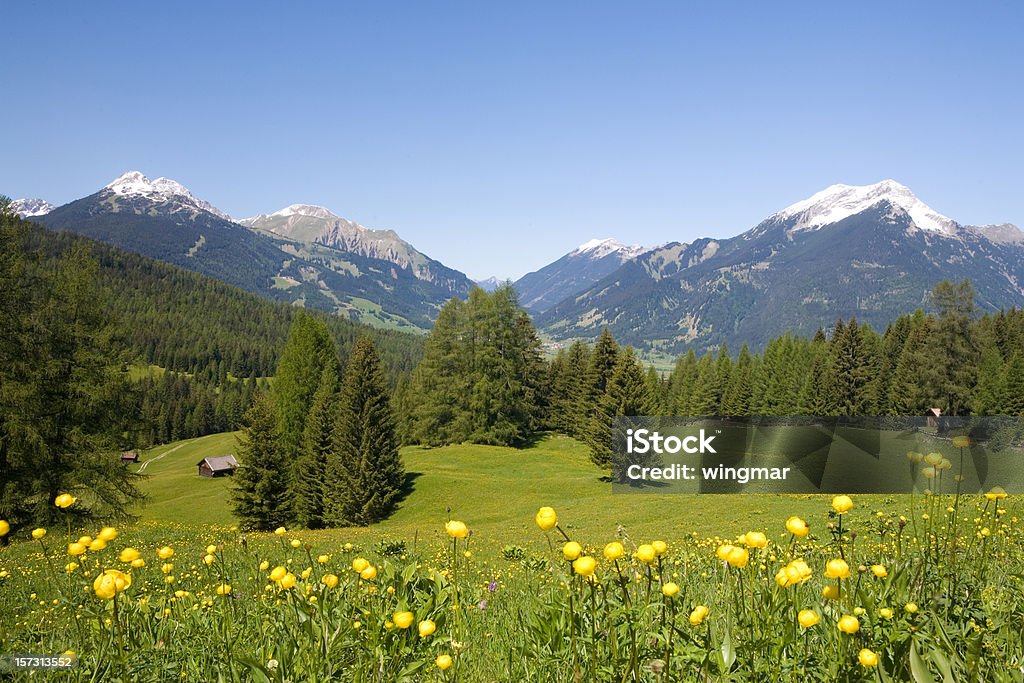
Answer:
xmin=412 ymin=299 xmax=468 ymax=446
xmin=328 ymin=336 xmax=405 ymax=526
xmin=232 ymin=393 xmax=292 ymax=530
xmin=722 ymin=344 xmax=753 ymax=416
xmin=293 ymin=368 xmax=339 ymax=528
xmin=586 ymin=347 xmax=652 ymax=469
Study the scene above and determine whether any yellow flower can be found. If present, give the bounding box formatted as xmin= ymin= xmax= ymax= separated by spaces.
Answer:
xmin=359 ymin=565 xmax=377 ymax=580
xmin=904 ymin=602 xmax=918 ymax=614
xmin=563 ymin=541 xmax=582 ymax=561
xmin=322 ymin=574 xmax=339 ymax=588
xmin=652 ymin=540 xmax=668 ymax=556
xmin=879 ymin=608 xmax=893 ymax=619
xmin=635 ymin=544 xmax=657 ymax=564
xmin=0 ymin=520 xmax=9 ymax=537
xmin=661 ymin=582 xmax=680 ymax=598
xmin=775 ymin=559 xmax=813 ymax=587
xmin=157 ymin=546 xmax=174 ymax=560
xmin=32 ymin=528 xmax=46 ymax=540
xmin=535 ymin=506 xmax=558 ymax=531
xmin=725 ymin=546 xmax=749 ymax=568
xmin=418 ymin=619 xmax=436 ymax=637
xmin=119 ymin=547 xmax=140 ymax=563
xmin=603 ymin=542 xmax=625 ymax=561
xmin=300 ymin=567 xmax=312 ymax=579
xmin=832 ymin=495 xmax=854 ymax=514
xmin=203 ymin=554 xmax=216 ymax=566
xmin=837 ymin=615 xmax=860 ymax=634
xmin=54 ymin=493 xmax=76 ymax=509
xmin=436 ymin=654 xmax=453 ymax=670
xmin=65 ymin=562 xmax=79 ymax=573
xmin=161 ymin=563 xmax=173 ymax=574
xmin=317 ymin=554 xmax=329 ymax=564
xmin=269 ymin=566 xmax=287 ymax=582
xmin=858 ymin=648 xmax=879 ymax=667
xmin=952 ymin=435 xmax=971 ymax=448
xmin=259 ymin=560 xmax=270 ymax=571
xmin=68 ymin=542 xmax=87 ymax=556
xmin=922 ymin=466 xmax=937 ymax=480
xmin=798 ymin=609 xmax=820 ymax=628
xmin=88 ymin=538 xmax=107 ymax=552
xmin=716 ymin=544 xmax=733 ymax=561
xmin=445 ymin=520 xmax=469 ymax=539
xmin=98 ymin=527 xmax=118 ymax=542
xmin=93 ymin=569 xmax=131 ymax=600
xmin=205 ymin=544 xmax=217 ymax=555
xmin=290 ymin=539 xmax=301 ymax=548
xmin=573 ymin=556 xmax=597 ymax=577
xmin=871 ymin=564 xmax=887 ymax=578
xmin=825 ymin=558 xmax=851 ymax=579
xmin=785 ymin=516 xmax=809 ymax=537
xmin=131 ymin=558 xmax=145 ymax=568
xmin=924 ymin=452 xmax=943 ymax=466
xmin=279 ymin=573 xmax=297 ymax=589
xmin=393 ymin=611 xmax=414 ymax=629
xmin=78 ymin=535 xmax=93 ymax=545
xmin=352 ymin=557 xmax=370 ymax=573
xmin=689 ymin=605 xmax=709 ymax=626
xmin=822 ymin=585 xmax=840 ymax=600
xmin=216 ymin=583 xmax=232 ymax=595
xmin=743 ymin=532 xmax=767 ymax=549
xmin=906 ymin=450 xmax=923 ymax=463
xmin=984 ymin=486 xmax=1008 ymax=501
xmin=274 ymin=526 xmax=287 ymax=536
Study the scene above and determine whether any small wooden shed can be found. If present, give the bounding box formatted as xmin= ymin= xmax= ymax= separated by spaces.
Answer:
xmin=197 ymin=455 xmax=239 ymax=478
xmin=120 ymin=451 xmax=139 ymax=464
xmin=925 ymin=408 xmax=942 ymax=428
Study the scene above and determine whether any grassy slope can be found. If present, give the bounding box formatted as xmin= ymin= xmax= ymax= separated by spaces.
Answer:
xmin=131 ymin=432 xmax=854 ymax=550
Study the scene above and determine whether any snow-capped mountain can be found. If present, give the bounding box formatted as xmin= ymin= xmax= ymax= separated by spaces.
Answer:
xmin=8 ymin=198 xmax=55 ymax=218
xmin=538 ymin=180 xmax=1024 ymax=353
xmin=771 ymin=179 xmax=959 ymax=236
xmin=33 ymin=173 xmax=472 ymax=331
xmin=239 ymin=204 xmax=472 ymax=296
xmin=571 ymin=238 xmax=647 ymax=260
xmin=514 ymin=237 xmax=649 ymax=313
xmin=103 ymin=171 xmax=232 ymax=221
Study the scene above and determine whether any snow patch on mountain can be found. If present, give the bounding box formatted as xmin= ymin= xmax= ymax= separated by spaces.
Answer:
xmin=104 ymin=171 xmax=232 ymax=221
xmin=774 ymin=180 xmax=959 ymax=236
xmin=571 ymin=238 xmax=647 ymax=260
xmin=9 ymin=198 xmax=55 ymax=217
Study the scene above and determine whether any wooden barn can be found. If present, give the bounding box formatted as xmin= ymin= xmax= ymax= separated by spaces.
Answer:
xmin=120 ymin=451 xmax=139 ymax=464
xmin=197 ymin=455 xmax=239 ymax=478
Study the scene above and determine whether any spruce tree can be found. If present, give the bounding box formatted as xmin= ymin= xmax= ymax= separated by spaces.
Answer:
xmin=232 ymin=393 xmax=292 ymax=530
xmin=586 ymin=347 xmax=652 ymax=469
xmin=328 ymin=337 xmax=405 ymax=526
xmin=293 ymin=368 xmax=339 ymax=529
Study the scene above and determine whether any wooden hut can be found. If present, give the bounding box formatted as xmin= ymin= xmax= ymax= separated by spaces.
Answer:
xmin=197 ymin=455 xmax=239 ymax=478
xmin=120 ymin=451 xmax=139 ymax=464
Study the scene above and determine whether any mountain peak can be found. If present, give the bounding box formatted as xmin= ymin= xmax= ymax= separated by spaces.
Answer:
xmin=9 ymin=198 xmax=55 ymax=218
xmin=571 ymin=238 xmax=646 ymax=260
xmin=103 ymin=171 xmax=231 ymax=221
xmin=272 ymin=204 xmax=340 ymax=220
xmin=774 ymin=180 xmax=959 ymax=235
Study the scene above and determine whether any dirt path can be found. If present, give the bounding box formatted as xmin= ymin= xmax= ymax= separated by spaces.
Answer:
xmin=138 ymin=438 xmax=199 ymax=473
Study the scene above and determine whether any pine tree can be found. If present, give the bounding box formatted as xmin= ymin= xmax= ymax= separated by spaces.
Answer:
xmin=412 ymin=299 xmax=468 ymax=446
xmin=972 ymin=343 xmax=1006 ymax=415
xmin=573 ymin=329 xmax=620 ymax=432
xmin=293 ymin=368 xmax=339 ymax=529
xmin=272 ymin=314 xmax=341 ymax=463
xmin=586 ymin=347 xmax=652 ymax=469
xmin=328 ymin=337 xmax=405 ymax=526
xmin=923 ymin=280 xmax=978 ymax=415
xmin=722 ymin=344 xmax=753 ymax=416
xmin=231 ymin=393 xmax=292 ymax=530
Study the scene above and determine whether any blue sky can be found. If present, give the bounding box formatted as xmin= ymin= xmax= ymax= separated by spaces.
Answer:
xmin=2 ymin=2 xmax=1021 ymax=279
